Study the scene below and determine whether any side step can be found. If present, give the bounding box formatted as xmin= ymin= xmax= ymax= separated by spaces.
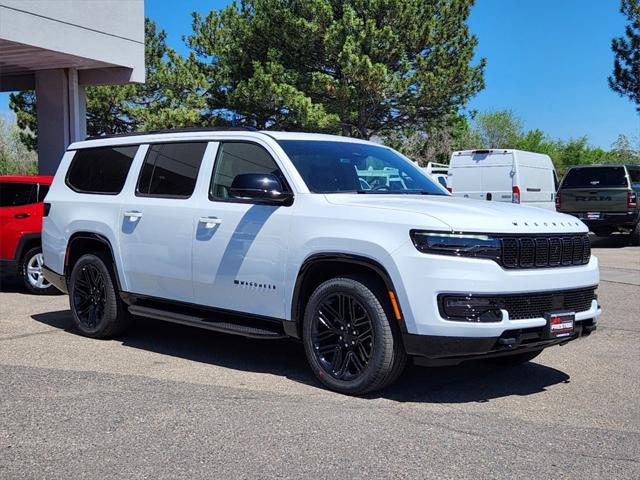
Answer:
xmin=128 ymin=305 xmax=287 ymax=340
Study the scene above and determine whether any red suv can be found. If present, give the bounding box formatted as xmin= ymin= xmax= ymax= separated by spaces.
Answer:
xmin=0 ymin=175 xmax=59 ymax=294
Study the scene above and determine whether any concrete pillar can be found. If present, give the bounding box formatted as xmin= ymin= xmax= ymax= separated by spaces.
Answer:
xmin=35 ymin=68 xmax=86 ymax=175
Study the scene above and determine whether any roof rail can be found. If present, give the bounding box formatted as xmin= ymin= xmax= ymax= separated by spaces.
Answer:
xmin=84 ymin=126 xmax=259 ymax=141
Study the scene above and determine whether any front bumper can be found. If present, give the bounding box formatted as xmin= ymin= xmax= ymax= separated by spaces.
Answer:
xmin=404 ymin=317 xmax=597 ymax=366
xmin=391 ymin=241 xmax=601 ymax=338
xmin=0 ymin=259 xmax=18 ymax=276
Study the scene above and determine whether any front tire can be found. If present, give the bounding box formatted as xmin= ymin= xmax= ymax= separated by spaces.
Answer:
xmin=302 ymin=276 xmax=406 ymax=395
xmin=68 ymin=252 xmax=129 ymax=338
xmin=20 ymin=247 xmax=59 ymax=295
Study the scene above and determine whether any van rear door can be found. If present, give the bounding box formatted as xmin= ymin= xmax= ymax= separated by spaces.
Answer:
xmin=480 ymin=155 xmax=514 ymax=203
xmin=559 ymin=166 xmax=630 ymax=214
xmin=450 ymin=151 xmax=513 ymax=202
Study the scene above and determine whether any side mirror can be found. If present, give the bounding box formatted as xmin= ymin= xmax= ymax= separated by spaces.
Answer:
xmin=229 ymin=173 xmax=293 ymax=205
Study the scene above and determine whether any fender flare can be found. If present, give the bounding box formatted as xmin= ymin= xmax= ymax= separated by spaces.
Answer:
xmin=288 ymin=253 xmax=407 ymax=338
xmin=14 ymin=233 xmax=41 ymax=262
xmin=65 ymin=232 xmax=123 ymax=291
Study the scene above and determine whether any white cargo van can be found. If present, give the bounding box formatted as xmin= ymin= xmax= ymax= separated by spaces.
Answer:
xmin=448 ymin=149 xmax=558 ymax=210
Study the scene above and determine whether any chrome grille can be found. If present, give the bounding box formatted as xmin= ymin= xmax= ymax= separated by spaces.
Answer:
xmin=500 ymin=234 xmax=590 ymax=269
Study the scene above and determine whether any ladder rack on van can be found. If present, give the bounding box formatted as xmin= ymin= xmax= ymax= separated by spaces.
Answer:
xmin=425 ymin=162 xmax=449 ymax=175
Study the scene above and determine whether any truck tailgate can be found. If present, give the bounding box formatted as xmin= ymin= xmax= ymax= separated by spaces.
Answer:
xmin=561 ymin=188 xmax=629 ymax=212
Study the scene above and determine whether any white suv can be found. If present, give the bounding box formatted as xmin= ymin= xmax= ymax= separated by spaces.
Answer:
xmin=42 ymin=129 xmax=601 ymax=394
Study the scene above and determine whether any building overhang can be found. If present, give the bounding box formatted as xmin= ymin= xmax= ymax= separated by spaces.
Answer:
xmin=0 ymin=1 xmax=144 ymax=91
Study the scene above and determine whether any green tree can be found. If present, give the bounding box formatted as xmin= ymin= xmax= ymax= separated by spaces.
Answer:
xmin=473 ymin=110 xmax=523 ymax=148
xmin=383 ymin=114 xmax=481 ymax=165
xmin=609 ymin=0 xmax=640 ymax=112
xmin=9 ymin=19 xmax=208 ymax=149
xmin=0 ymin=115 xmax=37 ymax=175
xmin=188 ymin=0 xmax=485 ymax=137
xmin=611 ymin=133 xmax=640 ymax=163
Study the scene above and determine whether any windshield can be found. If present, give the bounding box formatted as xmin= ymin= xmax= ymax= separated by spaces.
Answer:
xmin=277 ymin=140 xmax=446 ymax=195
xmin=562 ymin=166 xmax=629 ymax=188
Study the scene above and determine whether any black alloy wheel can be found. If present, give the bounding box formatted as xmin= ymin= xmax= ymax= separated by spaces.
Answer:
xmin=302 ymin=276 xmax=406 ymax=395
xmin=72 ymin=263 xmax=107 ymax=330
xmin=69 ymin=252 xmax=130 ymax=338
xmin=312 ymin=293 xmax=374 ymax=381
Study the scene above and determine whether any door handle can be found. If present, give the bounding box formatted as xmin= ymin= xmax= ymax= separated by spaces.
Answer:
xmin=198 ymin=216 xmax=222 ymax=228
xmin=124 ymin=211 xmax=143 ymax=221
xmin=14 ymin=213 xmax=30 ymax=219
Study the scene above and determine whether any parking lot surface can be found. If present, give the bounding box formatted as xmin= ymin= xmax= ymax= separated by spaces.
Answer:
xmin=1 ymin=237 xmax=639 ymax=479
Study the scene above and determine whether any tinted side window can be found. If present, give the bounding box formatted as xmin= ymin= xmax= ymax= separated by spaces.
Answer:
xmin=66 ymin=146 xmax=138 ymax=194
xmin=0 ymin=182 xmax=36 ymax=207
xmin=210 ymin=142 xmax=287 ymax=200
xmin=137 ymin=142 xmax=207 ymax=198
xmin=628 ymin=167 xmax=640 ymax=186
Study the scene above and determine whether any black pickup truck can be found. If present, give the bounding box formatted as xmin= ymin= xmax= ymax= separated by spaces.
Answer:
xmin=557 ymin=164 xmax=640 ymax=245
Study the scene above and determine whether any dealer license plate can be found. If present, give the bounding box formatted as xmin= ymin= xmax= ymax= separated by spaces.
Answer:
xmin=586 ymin=212 xmax=601 ymax=220
xmin=544 ymin=312 xmax=575 ymax=338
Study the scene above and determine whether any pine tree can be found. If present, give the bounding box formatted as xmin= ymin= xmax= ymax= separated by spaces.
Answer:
xmin=609 ymin=0 xmax=640 ymax=112
xmin=188 ymin=0 xmax=485 ymax=138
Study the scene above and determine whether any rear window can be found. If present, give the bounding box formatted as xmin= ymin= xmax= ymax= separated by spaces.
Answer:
xmin=0 ymin=182 xmax=36 ymax=207
xmin=136 ymin=142 xmax=207 ymax=198
xmin=561 ymin=166 xmax=628 ymax=188
xmin=67 ymin=146 xmax=138 ymax=194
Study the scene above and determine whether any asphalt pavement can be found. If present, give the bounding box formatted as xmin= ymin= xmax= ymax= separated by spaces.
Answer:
xmin=0 ymin=236 xmax=638 ymax=479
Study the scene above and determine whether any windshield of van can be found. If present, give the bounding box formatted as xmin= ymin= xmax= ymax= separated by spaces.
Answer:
xmin=561 ymin=166 xmax=628 ymax=189
xmin=277 ymin=140 xmax=446 ymax=195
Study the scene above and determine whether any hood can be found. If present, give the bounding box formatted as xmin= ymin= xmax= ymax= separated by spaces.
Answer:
xmin=325 ymin=194 xmax=587 ymax=234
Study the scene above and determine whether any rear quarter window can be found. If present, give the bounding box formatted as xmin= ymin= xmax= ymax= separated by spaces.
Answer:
xmin=561 ymin=166 xmax=628 ymax=188
xmin=66 ymin=146 xmax=138 ymax=194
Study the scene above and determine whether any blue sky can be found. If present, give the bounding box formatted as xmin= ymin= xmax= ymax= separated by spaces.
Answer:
xmin=3 ymin=0 xmax=638 ymax=149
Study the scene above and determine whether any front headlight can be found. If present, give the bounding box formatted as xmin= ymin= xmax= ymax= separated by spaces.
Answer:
xmin=410 ymin=230 xmax=501 ymax=261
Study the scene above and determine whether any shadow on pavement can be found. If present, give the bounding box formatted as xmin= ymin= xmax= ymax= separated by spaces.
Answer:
xmin=31 ymin=309 xmax=570 ymax=404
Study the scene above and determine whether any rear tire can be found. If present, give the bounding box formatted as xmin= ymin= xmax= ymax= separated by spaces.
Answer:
xmin=630 ymin=223 xmax=640 ymax=246
xmin=20 ymin=247 xmax=59 ymax=295
xmin=68 ymin=252 xmax=130 ymax=338
xmin=591 ymin=228 xmax=613 ymax=237
xmin=302 ymin=276 xmax=406 ymax=395
xmin=489 ymin=349 xmax=543 ymax=366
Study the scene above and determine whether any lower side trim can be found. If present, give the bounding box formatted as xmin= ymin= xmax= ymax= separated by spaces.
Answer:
xmin=120 ymin=291 xmax=291 ymax=339
xmin=128 ymin=305 xmax=287 ymax=340
xmin=42 ymin=265 xmax=68 ymax=293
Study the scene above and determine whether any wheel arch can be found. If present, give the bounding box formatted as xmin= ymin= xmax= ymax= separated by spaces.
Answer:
xmin=65 ymin=232 xmax=123 ymax=291
xmin=15 ymin=233 xmax=41 ymax=262
xmin=288 ymin=253 xmax=407 ymax=339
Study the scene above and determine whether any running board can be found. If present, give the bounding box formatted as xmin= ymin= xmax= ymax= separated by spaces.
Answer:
xmin=128 ymin=305 xmax=287 ymax=340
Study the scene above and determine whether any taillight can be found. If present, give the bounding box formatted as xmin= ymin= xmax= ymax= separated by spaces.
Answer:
xmin=43 ymin=203 xmax=51 ymax=217
xmin=446 ymin=187 xmax=452 ymax=193
xmin=629 ymin=191 xmax=638 ymax=209
xmin=512 ymin=185 xmax=520 ymax=204
xmin=555 ymin=192 xmax=561 ymax=210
